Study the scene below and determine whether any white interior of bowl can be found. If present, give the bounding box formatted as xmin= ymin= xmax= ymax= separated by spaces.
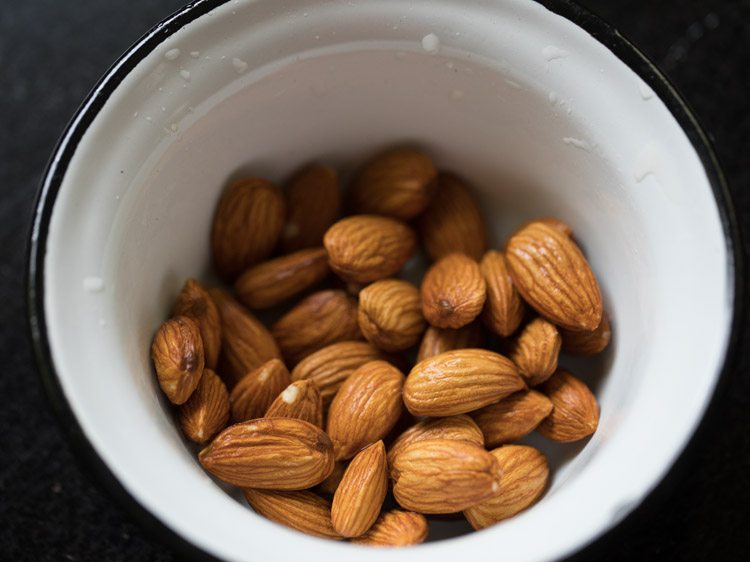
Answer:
xmin=42 ymin=0 xmax=733 ymax=561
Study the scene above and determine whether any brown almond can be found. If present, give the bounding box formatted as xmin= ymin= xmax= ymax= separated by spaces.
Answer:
xmin=561 ymin=311 xmax=612 ymax=356
xmin=416 ymin=322 xmax=484 ymax=362
xmin=349 ymin=148 xmax=437 ymax=220
xmin=464 ymin=445 xmax=549 ymax=529
xmin=403 ymin=349 xmax=525 ymax=417
xmin=518 ymin=217 xmax=573 ymax=238
xmin=151 ymin=316 xmax=204 ymax=405
xmin=327 ymin=361 xmax=404 ymax=460
xmin=199 ymin=418 xmax=334 ymax=489
xmin=350 ymin=510 xmax=428 ymax=546
xmin=244 ymin=489 xmax=341 ymax=540
xmin=317 ymin=461 xmax=348 ymax=496
xmin=211 ymin=177 xmax=285 ymax=280
xmin=480 ymin=251 xmax=525 ymax=337
xmin=173 ymin=279 xmax=221 ymax=370
xmin=358 ymin=279 xmax=425 ymax=352
xmin=538 ymin=369 xmax=600 ymax=442
xmin=323 ymin=215 xmax=416 ymax=284
xmin=471 ymin=390 xmax=553 ymax=447
xmin=265 ymin=379 xmax=324 ymax=428
xmin=508 ymin=318 xmax=561 ymax=386
xmin=506 ymin=222 xmax=602 ymax=331
xmin=178 ymin=369 xmax=230 ymax=443
xmin=230 ymin=359 xmax=291 ymax=422
xmin=391 ymin=439 xmax=502 ymax=514
xmin=422 ymin=253 xmax=486 ymax=329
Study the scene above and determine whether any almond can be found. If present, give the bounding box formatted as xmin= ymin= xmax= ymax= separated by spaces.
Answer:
xmin=230 ymin=359 xmax=291 ymax=422
xmin=281 ymin=164 xmax=341 ymax=252
xmin=480 ymin=251 xmax=525 ymax=337
xmin=538 ymin=369 xmax=599 ymax=442
xmin=422 ymin=253 xmax=486 ymax=329
xmin=464 ymin=445 xmax=549 ymax=529
xmin=234 ymin=247 xmax=330 ymax=309
xmin=244 ymin=489 xmax=341 ymax=540
xmin=358 ymin=279 xmax=425 ymax=352
xmin=211 ymin=177 xmax=285 ymax=280
xmin=350 ymin=510 xmax=428 ymax=546
xmin=560 ymin=311 xmax=612 ymax=356
xmin=271 ymin=290 xmax=362 ymax=366
xmin=416 ymin=322 xmax=484 ymax=362
xmin=199 ymin=418 xmax=334 ymax=489
xmin=471 ymin=390 xmax=553 ymax=447
xmin=208 ymin=288 xmax=281 ymax=387
xmin=178 ymin=368 xmax=230 ymax=443
xmin=391 ymin=439 xmax=502 ymax=514
xmin=348 ymin=148 xmax=437 ymax=220
xmin=518 ymin=217 xmax=573 ymax=238
xmin=403 ymin=349 xmax=525 ymax=416
xmin=317 ymin=461 xmax=348 ymax=496
xmin=173 ymin=279 xmax=221 ymax=370
xmin=323 ymin=215 xmax=416 ymax=283
xmin=151 ymin=316 xmax=204 ymax=405
xmin=327 ymin=361 xmax=404 ymax=460
xmin=417 ymin=172 xmax=487 ymax=261
xmin=507 ymin=318 xmax=561 ymax=386
xmin=331 ymin=441 xmax=388 ymax=537
xmin=265 ymin=379 xmax=324 ymax=428
xmin=506 ymin=222 xmax=602 ymax=331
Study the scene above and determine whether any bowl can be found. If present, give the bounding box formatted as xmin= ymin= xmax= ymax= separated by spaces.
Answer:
xmin=28 ymin=0 xmax=740 ymax=560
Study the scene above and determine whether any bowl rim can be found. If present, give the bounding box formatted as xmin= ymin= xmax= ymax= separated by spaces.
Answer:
xmin=26 ymin=0 xmax=745 ymax=560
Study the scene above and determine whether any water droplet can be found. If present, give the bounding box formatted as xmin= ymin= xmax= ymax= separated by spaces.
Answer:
xmin=232 ymin=57 xmax=248 ymax=74
xmin=83 ymin=277 xmax=104 ymax=293
xmin=542 ymin=45 xmax=567 ymax=62
xmin=421 ymin=33 xmax=440 ymax=54
xmin=562 ymin=137 xmax=591 ymax=151
xmin=548 ymin=91 xmax=559 ymax=104
xmin=164 ymin=48 xmax=181 ymax=61
xmin=634 ymin=141 xmax=661 ymax=182
xmin=179 ymin=69 xmax=191 ymax=81
xmin=505 ymin=79 xmax=522 ymax=89
xmin=638 ymin=79 xmax=655 ymax=100
xmin=190 ymin=51 xmax=200 ymax=58
xmin=133 ymin=111 xmax=139 ymax=118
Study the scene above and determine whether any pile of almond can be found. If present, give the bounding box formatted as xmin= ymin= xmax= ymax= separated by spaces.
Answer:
xmin=151 ymin=148 xmax=609 ymax=546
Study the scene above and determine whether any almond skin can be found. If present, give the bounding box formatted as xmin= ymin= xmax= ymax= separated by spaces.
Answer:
xmin=561 ymin=311 xmax=612 ymax=356
xmin=358 ymin=279 xmax=425 ymax=352
xmin=173 ymin=279 xmax=221 ymax=370
xmin=471 ymin=390 xmax=553 ymax=447
xmin=422 ymin=253 xmax=487 ymax=329
xmin=331 ymin=441 xmax=388 ymax=537
xmin=211 ymin=177 xmax=285 ymax=280
xmin=416 ymin=322 xmax=484 ymax=362
xmin=480 ymin=251 xmax=525 ymax=337
xmin=350 ymin=510 xmax=428 ymax=546
xmin=507 ymin=318 xmax=562 ymax=386
xmin=324 ymin=215 xmax=416 ymax=284
xmin=464 ymin=445 xmax=549 ymax=529
xmin=230 ymin=359 xmax=291 ymax=422
xmin=244 ymin=489 xmax=341 ymax=540
xmin=404 ymin=349 xmax=525 ymax=416
xmin=234 ymin=247 xmax=330 ymax=310
xmin=178 ymin=369 xmax=230 ymax=443
xmin=265 ymin=379 xmax=324 ymax=428
xmin=327 ymin=361 xmax=404 ymax=460
xmin=151 ymin=316 xmax=205 ymax=405
xmin=281 ymin=164 xmax=341 ymax=252
xmin=316 ymin=461 xmax=348 ymax=496
xmin=199 ymin=418 xmax=334 ymax=489
xmin=538 ymin=369 xmax=600 ymax=442
xmin=391 ymin=439 xmax=502 ymax=514
xmin=506 ymin=222 xmax=603 ymax=331
xmin=271 ymin=290 xmax=362 ymax=366
xmin=349 ymin=148 xmax=437 ymax=220
xmin=518 ymin=217 xmax=573 ymax=238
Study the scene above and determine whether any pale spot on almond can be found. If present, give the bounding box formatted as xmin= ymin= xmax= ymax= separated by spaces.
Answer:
xmin=282 ymin=385 xmax=300 ymax=404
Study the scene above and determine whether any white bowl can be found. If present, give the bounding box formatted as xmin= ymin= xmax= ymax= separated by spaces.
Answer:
xmin=29 ymin=1 xmax=740 ymax=561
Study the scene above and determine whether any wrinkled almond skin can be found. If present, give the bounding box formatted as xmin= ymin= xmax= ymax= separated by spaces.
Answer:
xmin=508 ymin=318 xmax=562 ymax=386
xmin=404 ymin=349 xmax=525 ymax=417
xmin=422 ymin=253 xmax=486 ymax=329
xmin=173 ymin=279 xmax=221 ymax=370
xmin=331 ymin=441 xmax=388 ymax=537
xmin=151 ymin=316 xmax=205 ymax=405
xmin=480 ymin=251 xmax=525 ymax=337
xmin=234 ymin=247 xmax=330 ymax=309
xmin=199 ymin=418 xmax=334 ymax=489
xmin=265 ymin=379 xmax=324 ymax=428
xmin=282 ymin=164 xmax=341 ymax=252
xmin=327 ymin=361 xmax=404 ymax=460
xmin=538 ymin=370 xmax=600 ymax=442
xmin=208 ymin=288 xmax=281 ymax=387
xmin=271 ymin=290 xmax=362 ymax=366
xmin=349 ymin=148 xmax=437 ymax=220
xmin=471 ymin=390 xmax=553 ymax=447
xmin=518 ymin=217 xmax=573 ymax=238
xmin=506 ymin=222 xmax=603 ymax=331
xmin=317 ymin=461 xmax=347 ymax=496
xmin=464 ymin=445 xmax=549 ymax=529
xmin=178 ymin=369 xmax=230 ymax=443
xmin=416 ymin=322 xmax=484 ymax=362
xmin=358 ymin=279 xmax=425 ymax=352
xmin=211 ymin=177 xmax=285 ymax=280
xmin=230 ymin=359 xmax=291 ymax=422
xmin=561 ymin=311 xmax=612 ymax=356
xmin=244 ymin=489 xmax=342 ymax=540
xmin=291 ymin=341 xmax=384 ymax=405
xmin=350 ymin=510 xmax=428 ymax=546
xmin=391 ymin=439 xmax=502 ymax=514
xmin=324 ymin=215 xmax=416 ymax=284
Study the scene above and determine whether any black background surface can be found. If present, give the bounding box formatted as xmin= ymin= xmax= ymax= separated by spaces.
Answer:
xmin=1 ymin=1 xmax=749 ymax=560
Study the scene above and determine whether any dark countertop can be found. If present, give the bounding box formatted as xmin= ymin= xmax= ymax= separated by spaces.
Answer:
xmin=1 ymin=1 xmax=748 ymax=560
